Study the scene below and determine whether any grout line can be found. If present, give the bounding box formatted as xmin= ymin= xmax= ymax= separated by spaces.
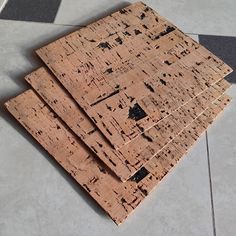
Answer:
xmin=0 ymin=19 xmax=78 ymax=27
xmin=0 ymin=18 xmax=235 ymax=38
xmin=205 ymin=131 xmax=217 ymax=236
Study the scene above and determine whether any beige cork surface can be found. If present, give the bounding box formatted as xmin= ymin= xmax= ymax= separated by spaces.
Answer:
xmin=26 ymin=67 xmax=231 ymax=181
xmin=36 ymin=2 xmax=233 ymax=149
xmin=5 ymin=89 xmax=231 ymax=224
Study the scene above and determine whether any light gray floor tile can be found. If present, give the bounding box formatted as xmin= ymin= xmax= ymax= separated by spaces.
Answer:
xmin=55 ymin=0 xmax=236 ymax=36
xmin=0 ymin=19 xmax=75 ymax=100
xmin=116 ymin=136 xmax=213 ymax=236
xmin=0 ymin=20 xmax=213 ymax=236
xmin=207 ymin=84 xmax=236 ymax=236
xmin=187 ymin=33 xmax=199 ymax=42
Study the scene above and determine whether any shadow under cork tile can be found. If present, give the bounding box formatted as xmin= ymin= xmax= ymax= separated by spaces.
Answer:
xmin=0 ymin=0 xmax=62 ymax=23
xmin=199 ymin=35 xmax=236 ymax=83
xmin=0 ymin=94 xmax=109 ymax=220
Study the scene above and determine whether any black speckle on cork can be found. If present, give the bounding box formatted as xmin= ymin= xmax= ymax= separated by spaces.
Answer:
xmin=166 ymin=26 xmax=175 ymax=33
xmin=141 ymin=133 xmax=153 ymax=142
xmin=86 ymin=38 xmax=96 ymax=42
xmin=123 ymin=31 xmax=131 ymax=36
xmin=118 ymin=104 xmax=123 ymax=109
xmin=119 ymin=9 xmax=127 ymax=14
xmin=140 ymin=13 xmax=146 ymax=20
xmin=106 ymin=104 xmax=112 ymax=111
xmin=115 ymin=84 xmax=120 ymax=90
xmin=130 ymin=167 xmax=149 ymax=183
xmin=115 ymin=36 xmax=123 ymax=44
xmin=128 ymin=103 xmax=147 ymax=121
xmin=137 ymin=124 xmax=145 ymax=132
xmin=97 ymin=42 xmax=112 ymax=50
xmin=109 ymin=158 xmax=117 ymax=166
xmin=142 ymin=24 xmax=148 ymax=29
xmin=96 ymin=142 xmax=103 ymax=148
xmin=87 ymin=128 xmax=96 ymax=135
xmin=160 ymin=79 xmax=167 ymax=86
xmin=90 ymin=90 xmax=120 ymax=106
xmin=122 ymin=21 xmax=130 ymax=28
xmin=129 ymin=96 xmax=135 ymax=102
xmin=134 ymin=29 xmax=142 ymax=35
xmin=144 ymin=82 xmax=155 ymax=92
xmin=164 ymin=60 xmax=172 ymax=65
xmin=121 ymin=197 xmax=126 ymax=203
xmin=196 ymin=61 xmax=202 ymax=66
xmin=37 ymin=130 xmax=43 ymax=135
xmin=139 ymin=187 xmax=148 ymax=196
xmin=105 ymin=68 xmax=113 ymax=74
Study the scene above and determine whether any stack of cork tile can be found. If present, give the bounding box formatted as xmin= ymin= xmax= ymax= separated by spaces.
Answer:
xmin=5 ymin=2 xmax=233 ymax=224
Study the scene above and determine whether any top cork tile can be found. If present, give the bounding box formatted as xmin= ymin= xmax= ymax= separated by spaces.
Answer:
xmin=36 ymin=2 xmax=232 ymax=149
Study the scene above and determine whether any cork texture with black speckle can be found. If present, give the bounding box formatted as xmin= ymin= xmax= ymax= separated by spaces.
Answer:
xmin=26 ymin=67 xmax=231 ymax=181
xmin=5 ymin=89 xmax=231 ymax=224
xmin=36 ymin=2 xmax=233 ymax=149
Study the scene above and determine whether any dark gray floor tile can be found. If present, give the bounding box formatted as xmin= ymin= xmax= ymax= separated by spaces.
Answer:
xmin=199 ymin=35 xmax=236 ymax=83
xmin=0 ymin=0 xmax=61 ymax=23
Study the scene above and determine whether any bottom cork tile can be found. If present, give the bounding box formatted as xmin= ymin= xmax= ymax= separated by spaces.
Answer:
xmin=5 ymin=90 xmax=231 ymax=224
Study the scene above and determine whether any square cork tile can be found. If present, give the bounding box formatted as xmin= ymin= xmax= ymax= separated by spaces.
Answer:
xmin=25 ymin=67 xmax=231 ymax=181
xmin=5 ymin=89 xmax=231 ymax=224
xmin=36 ymin=2 xmax=233 ymax=149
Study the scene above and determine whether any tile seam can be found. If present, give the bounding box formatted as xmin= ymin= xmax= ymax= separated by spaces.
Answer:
xmin=205 ymin=131 xmax=217 ymax=236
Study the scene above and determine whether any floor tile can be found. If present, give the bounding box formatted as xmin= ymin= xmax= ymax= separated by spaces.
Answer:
xmin=55 ymin=0 xmax=236 ymax=36
xmin=117 ymin=136 xmax=213 ymax=236
xmin=0 ymin=19 xmax=74 ymax=100
xmin=0 ymin=20 xmax=213 ymax=235
xmin=199 ymin=35 xmax=236 ymax=83
xmin=206 ymin=84 xmax=236 ymax=236
xmin=0 ymin=0 xmax=62 ymax=22
xmin=188 ymin=34 xmax=199 ymax=42
xmin=198 ymin=32 xmax=236 ymax=233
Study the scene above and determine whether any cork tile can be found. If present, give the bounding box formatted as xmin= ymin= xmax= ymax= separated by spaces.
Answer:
xmin=36 ymin=2 xmax=233 ymax=149
xmin=26 ymin=67 xmax=231 ymax=181
xmin=5 ymin=89 xmax=231 ymax=224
